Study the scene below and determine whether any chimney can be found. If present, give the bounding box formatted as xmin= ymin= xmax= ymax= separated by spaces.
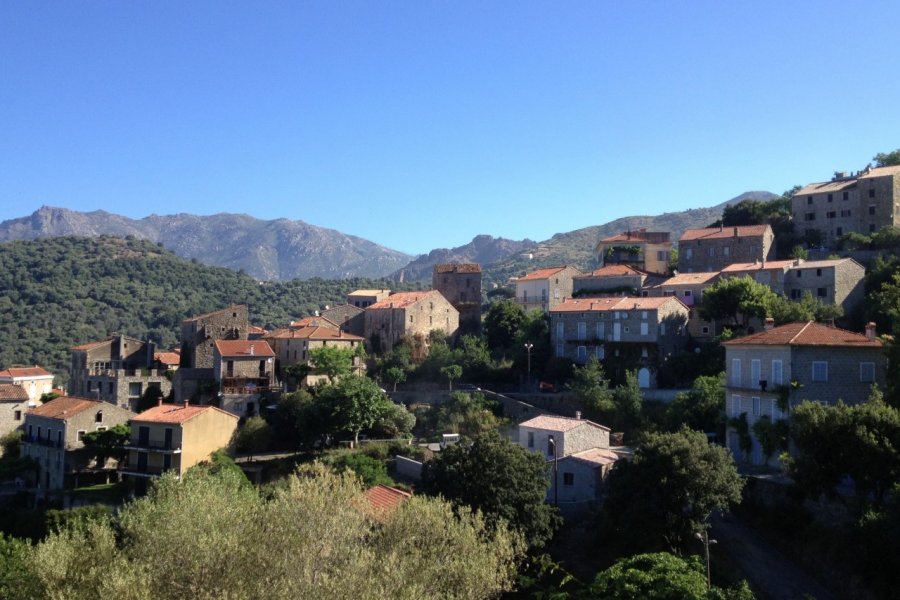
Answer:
xmin=157 ymin=397 xmax=163 ymax=407
xmin=865 ymin=322 xmax=876 ymax=341
xmin=183 ymin=400 xmax=189 ymax=408
xmin=575 ymin=411 xmax=582 ymax=420
xmin=733 ymin=227 xmax=739 ymax=237
xmin=250 ymin=345 xmax=255 ymax=356
xmin=761 ymin=258 xmax=765 ymax=268
xmin=764 ymin=318 xmax=775 ymax=331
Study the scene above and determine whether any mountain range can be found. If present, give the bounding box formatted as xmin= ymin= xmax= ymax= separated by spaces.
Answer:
xmin=0 ymin=191 xmax=778 ymax=283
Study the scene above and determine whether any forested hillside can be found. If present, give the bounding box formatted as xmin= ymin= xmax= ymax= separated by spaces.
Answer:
xmin=0 ymin=236 xmax=421 ymax=384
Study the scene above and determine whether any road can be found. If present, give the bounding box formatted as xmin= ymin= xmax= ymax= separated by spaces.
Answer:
xmin=711 ymin=513 xmax=835 ymax=600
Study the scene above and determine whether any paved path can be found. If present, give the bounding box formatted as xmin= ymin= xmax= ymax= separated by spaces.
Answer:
xmin=711 ymin=513 xmax=835 ymax=600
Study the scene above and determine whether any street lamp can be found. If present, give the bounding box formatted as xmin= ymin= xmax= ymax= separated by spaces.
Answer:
xmin=524 ymin=342 xmax=534 ymax=379
xmin=548 ymin=436 xmax=558 ymax=506
xmin=694 ymin=530 xmax=718 ymax=590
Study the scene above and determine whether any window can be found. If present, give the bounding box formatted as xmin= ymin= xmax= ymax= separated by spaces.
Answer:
xmin=685 ymin=248 xmax=693 ymax=260
xmin=869 ymin=188 xmax=875 ymax=198
xmin=827 ymin=193 xmax=833 ymax=202
xmin=527 ymin=431 xmax=534 ymax=448
xmin=807 ymin=197 xmax=813 ymax=205
xmin=841 ymin=209 xmax=852 ymax=217
xmin=234 ymin=402 xmax=243 ymax=412
xmin=708 ymin=247 xmax=715 ymax=257
xmin=805 ymin=212 xmax=816 ymax=221
xmin=870 ymin=224 xmax=877 ymax=233
xmin=128 ymin=382 xmax=142 ymax=398
xmin=554 ymin=288 xmax=560 ymax=299
xmin=817 ymin=287 xmax=827 ymax=298
xmin=816 ymin=268 xmax=822 ymax=276
xmin=577 ymin=346 xmax=587 ymax=362
xmin=796 ymin=270 xmax=802 ymax=278
xmin=596 ymin=322 xmax=605 ymax=339
xmin=640 ymin=322 xmax=649 ymax=336
xmin=843 ymin=191 xmax=849 ymax=200
xmin=596 ymin=345 xmax=605 ymax=359
xmin=660 ymin=323 xmax=666 ymax=336
xmin=95 ymin=411 xmax=103 ymax=423
xmin=642 ymin=310 xmax=649 ymax=318
xmin=772 ymin=400 xmax=782 ymax=420
xmin=752 ymin=397 xmax=761 ymax=416
xmin=772 ymin=360 xmax=783 ymax=386
xmin=860 ymin=362 xmax=875 ymax=383
xmin=701 ymin=326 xmax=710 ymax=335
xmin=14 ymin=410 xmax=21 ymax=421
xmin=751 ymin=359 xmax=761 ymax=386
xmin=731 ymin=395 xmax=741 ymax=417
xmin=836 ymin=227 xmax=843 ymax=236
xmin=556 ymin=322 xmax=564 ymax=340
xmin=826 ymin=211 xmax=836 ymax=219
xmin=77 ymin=430 xmax=86 ymax=441
xmin=812 ymin=361 xmax=828 ymax=382
xmin=577 ymin=322 xmax=587 ymax=340
xmin=723 ymin=246 xmax=730 ymax=256
xmin=563 ymin=472 xmax=574 ymax=486
xmin=790 ymin=289 xmax=802 ymax=299
xmin=731 ymin=359 xmax=741 ymax=387
xmin=869 ymin=205 xmax=876 ymax=216
xmin=657 ymin=250 xmax=668 ymax=261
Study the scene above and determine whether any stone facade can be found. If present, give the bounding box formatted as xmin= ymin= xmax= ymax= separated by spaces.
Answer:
xmin=573 ymin=265 xmax=652 ymax=297
xmin=0 ymin=367 xmax=55 ymax=404
xmin=433 ymin=263 xmax=482 ymax=335
xmin=718 ymin=260 xmax=796 ymax=295
xmin=347 ymin=289 xmax=391 ymax=309
xmin=321 ymin=304 xmax=366 ymax=337
xmin=723 ymin=321 xmax=886 ymax=466
xmin=69 ymin=335 xmax=172 ymax=412
xmin=180 ymin=305 xmax=249 ymax=369
xmin=792 ymin=165 xmax=900 ymax=246
xmin=678 ymin=225 xmax=775 ymax=273
xmin=212 ymin=340 xmax=276 ymax=419
xmin=783 ymin=258 xmax=866 ymax=315
xmin=364 ymin=290 xmax=460 ymax=353
xmin=264 ymin=326 xmax=365 ymax=387
xmin=595 ymin=229 xmax=673 ymax=275
xmin=0 ymin=384 xmax=32 ymax=450
xmin=514 ymin=266 xmax=582 ymax=313
xmin=518 ymin=415 xmax=611 ymax=458
xmin=22 ymin=397 xmax=134 ymax=490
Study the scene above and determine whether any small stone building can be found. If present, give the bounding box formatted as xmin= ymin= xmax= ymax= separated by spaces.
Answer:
xmin=0 ymin=384 xmax=32 ymax=451
xmin=514 ymin=266 xmax=582 ymax=313
xmin=321 ymin=304 xmax=366 ymax=337
xmin=573 ymin=265 xmax=655 ymax=297
xmin=264 ymin=325 xmax=365 ymax=387
xmin=364 ymin=290 xmax=459 ymax=353
xmin=212 ymin=340 xmax=276 ymax=419
xmin=596 ymin=229 xmax=673 ymax=275
xmin=783 ymin=258 xmax=866 ymax=315
xmin=347 ymin=289 xmax=391 ymax=309
xmin=678 ymin=225 xmax=775 ymax=273
xmin=0 ymin=367 xmax=55 ymax=404
xmin=433 ymin=263 xmax=482 ymax=335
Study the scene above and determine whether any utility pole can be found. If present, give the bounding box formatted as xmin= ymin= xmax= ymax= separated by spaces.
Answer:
xmin=695 ymin=530 xmax=717 ymax=590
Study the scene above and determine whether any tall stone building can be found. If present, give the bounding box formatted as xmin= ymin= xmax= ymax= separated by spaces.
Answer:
xmin=595 ymin=229 xmax=673 ymax=275
xmin=677 ymin=225 xmax=774 ymax=273
xmin=364 ymin=290 xmax=459 ymax=353
xmin=180 ymin=305 xmax=249 ymax=369
xmin=792 ymin=165 xmax=900 ymax=246
xmin=433 ymin=263 xmax=482 ymax=335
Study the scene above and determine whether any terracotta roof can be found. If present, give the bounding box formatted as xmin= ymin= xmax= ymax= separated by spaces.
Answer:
xmin=247 ymin=325 xmax=267 ymax=335
xmin=559 ymin=447 xmax=622 ymax=467
xmin=790 ymin=258 xmax=855 ymax=269
xmin=576 ymin=265 xmax=645 ymax=278
xmin=720 ymin=260 xmax=797 ymax=274
xmin=0 ymin=366 xmax=54 ymax=379
xmin=858 ymin=165 xmax=900 ymax=179
xmin=659 ymin=272 xmax=720 ymax=286
xmin=265 ymin=326 xmax=363 ymax=341
xmin=679 ymin=225 xmax=771 ymax=242
xmin=364 ymin=485 xmax=412 ymax=514
xmin=321 ymin=304 xmax=364 ymax=317
xmin=519 ymin=415 xmax=610 ymax=432
xmin=348 ymin=289 xmax=391 ymax=296
xmin=288 ymin=316 xmax=341 ymax=329
xmin=434 ymin=263 xmax=481 ymax=274
xmin=132 ymin=403 xmax=237 ymax=425
xmin=71 ymin=339 xmax=112 ymax=351
xmin=0 ymin=384 xmax=29 ymax=402
xmin=516 ymin=266 xmax=575 ymax=282
xmin=213 ymin=340 xmax=275 ymax=358
xmin=722 ymin=321 xmax=882 ymax=348
xmin=183 ymin=305 xmax=246 ymax=323
xmin=551 ymin=296 xmax=687 ymax=313
xmin=600 ymin=230 xmax=670 ymax=243
xmin=154 ymin=351 xmax=181 ymax=366
xmin=29 ymin=397 xmax=101 ymax=420
xmin=367 ymin=290 xmax=441 ymax=310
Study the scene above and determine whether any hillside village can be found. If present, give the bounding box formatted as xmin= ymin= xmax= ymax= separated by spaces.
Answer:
xmin=1 ymin=158 xmax=900 ymax=598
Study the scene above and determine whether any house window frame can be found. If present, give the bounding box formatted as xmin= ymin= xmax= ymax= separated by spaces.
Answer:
xmin=860 ymin=362 xmax=875 ymax=383
xmin=812 ymin=361 xmax=828 ymax=382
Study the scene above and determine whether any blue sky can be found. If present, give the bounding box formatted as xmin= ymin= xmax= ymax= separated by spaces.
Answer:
xmin=2 ymin=2 xmax=899 ymax=255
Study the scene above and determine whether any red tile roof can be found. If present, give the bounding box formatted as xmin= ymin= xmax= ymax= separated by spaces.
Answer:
xmin=364 ymin=484 xmax=412 ymax=514
xmin=183 ymin=305 xmax=246 ymax=323
xmin=434 ymin=263 xmax=481 ymax=274
xmin=600 ymin=230 xmax=670 ymax=243
xmin=0 ymin=366 xmax=54 ymax=379
xmin=132 ymin=403 xmax=237 ymax=425
xmin=213 ymin=340 xmax=275 ymax=358
xmin=559 ymin=447 xmax=622 ymax=467
xmin=29 ymin=396 xmax=101 ymax=420
xmin=723 ymin=321 xmax=882 ymax=348
xmin=679 ymin=224 xmax=771 ymax=242
xmin=576 ymin=265 xmax=645 ymax=278
xmin=288 ymin=316 xmax=341 ymax=329
xmin=516 ymin=266 xmax=572 ymax=282
xmin=660 ymin=272 xmax=720 ymax=286
xmin=519 ymin=415 xmax=610 ymax=432
xmin=0 ymin=384 xmax=30 ymax=402
xmin=720 ymin=260 xmax=797 ymax=273
xmin=247 ymin=325 xmax=268 ymax=335
xmin=265 ymin=326 xmax=363 ymax=341
xmin=71 ymin=339 xmax=112 ymax=351
xmin=367 ymin=290 xmax=442 ymax=310
xmin=154 ymin=351 xmax=181 ymax=366
xmin=551 ymin=296 xmax=687 ymax=313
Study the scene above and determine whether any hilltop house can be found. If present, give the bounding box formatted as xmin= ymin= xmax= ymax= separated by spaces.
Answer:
xmin=364 ymin=290 xmax=459 ymax=353
xmin=678 ymin=225 xmax=775 ymax=273
xmin=121 ymin=402 xmax=238 ymax=494
xmin=573 ymin=265 xmax=660 ymax=297
xmin=514 ymin=266 xmax=582 ymax=313
xmin=212 ymin=340 xmax=276 ymax=419
xmin=22 ymin=397 xmax=134 ymax=490
xmin=0 ymin=367 xmax=55 ymax=404
xmin=596 ymin=229 xmax=673 ymax=275
xmin=651 ymin=271 xmax=721 ymax=338
xmin=69 ymin=335 xmax=172 ymax=412
xmin=0 ymin=384 xmax=32 ymax=449
xmin=792 ymin=165 xmax=900 ymax=246
xmin=264 ymin=325 xmax=365 ymax=387
xmin=722 ymin=320 xmax=885 ymax=466
xmin=321 ymin=305 xmax=366 ymax=337
xmin=433 ymin=263 xmax=482 ymax=335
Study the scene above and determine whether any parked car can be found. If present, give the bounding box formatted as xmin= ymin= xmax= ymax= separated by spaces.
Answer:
xmin=539 ymin=381 xmax=556 ymax=393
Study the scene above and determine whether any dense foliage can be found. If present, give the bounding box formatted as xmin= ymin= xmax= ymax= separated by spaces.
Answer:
xmin=0 ymin=236 xmax=421 ymax=384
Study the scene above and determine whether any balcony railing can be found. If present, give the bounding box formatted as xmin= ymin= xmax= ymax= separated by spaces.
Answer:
xmin=24 ymin=436 xmax=64 ymax=449
xmin=119 ymin=466 xmax=169 ymax=478
xmin=124 ymin=440 xmax=182 ymax=453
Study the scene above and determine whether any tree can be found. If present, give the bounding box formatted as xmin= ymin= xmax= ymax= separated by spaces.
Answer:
xmin=483 ymin=300 xmax=525 ymax=352
xmin=769 ymin=291 xmax=843 ymax=325
xmin=370 ymin=402 xmax=416 ymax=439
xmin=309 ymin=346 xmax=355 ymax=384
xmin=0 ymin=430 xmax=23 ymax=459
xmin=233 ymin=416 xmax=273 ymax=458
xmin=270 ymin=389 xmax=329 ymax=450
xmin=440 ymin=364 xmax=463 ymax=391
xmin=383 ymin=366 xmax=406 ymax=392
xmin=433 ymin=391 xmax=502 ymax=437
xmin=320 ymin=376 xmax=391 ymax=444
xmin=81 ymin=423 xmax=131 ymax=465
xmin=0 ymin=534 xmax=42 ymax=600
xmin=699 ymin=276 xmax=778 ymax=331
xmin=421 ymin=430 xmax=561 ymax=548
xmin=874 ymin=149 xmax=900 ymax=167
xmin=613 ymin=369 xmax=644 ymax=434
xmin=604 ymin=428 xmax=743 ymax=552
xmin=569 ymin=358 xmax=614 ymax=415
xmin=327 ymin=452 xmax=394 ymax=487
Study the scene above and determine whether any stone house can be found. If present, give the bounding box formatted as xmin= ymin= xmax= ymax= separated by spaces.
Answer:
xmin=573 ymin=265 xmax=657 ymax=297
xmin=722 ymin=320 xmax=885 ymax=466
xmin=678 ymin=225 xmax=775 ymax=273
xmin=364 ymin=290 xmax=459 ymax=353
xmin=347 ymin=289 xmax=391 ymax=309
xmin=650 ymin=271 xmax=721 ymax=338
xmin=121 ymin=402 xmax=238 ymax=494
xmin=0 ymin=366 xmax=55 ymax=404
xmin=321 ymin=304 xmax=366 ymax=337
xmin=0 ymin=384 xmax=33 ymax=451
xmin=514 ymin=266 xmax=582 ymax=313
xmin=595 ymin=229 xmax=673 ymax=275
xmin=212 ymin=340 xmax=276 ymax=419
xmin=153 ymin=349 xmax=182 ymax=372
xmin=69 ymin=335 xmax=172 ymax=412
xmin=180 ymin=305 xmax=249 ymax=369
xmin=718 ymin=259 xmax=796 ymax=295
xmin=22 ymin=397 xmax=134 ymax=491
xmin=264 ymin=325 xmax=365 ymax=387
xmin=433 ymin=263 xmax=482 ymax=335
xmin=783 ymin=258 xmax=866 ymax=315
xmin=792 ymin=165 xmax=900 ymax=246
xmin=550 ymin=296 xmax=690 ymax=387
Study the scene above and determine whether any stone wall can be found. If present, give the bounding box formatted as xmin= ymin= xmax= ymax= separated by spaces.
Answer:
xmin=181 ymin=305 xmax=249 ymax=369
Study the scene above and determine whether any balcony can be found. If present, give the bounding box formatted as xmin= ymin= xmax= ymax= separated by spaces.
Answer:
xmin=24 ymin=436 xmax=64 ymax=449
xmin=124 ymin=440 xmax=182 ymax=454
xmin=119 ymin=466 xmax=170 ymax=478
xmin=221 ymin=376 xmax=274 ymax=395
